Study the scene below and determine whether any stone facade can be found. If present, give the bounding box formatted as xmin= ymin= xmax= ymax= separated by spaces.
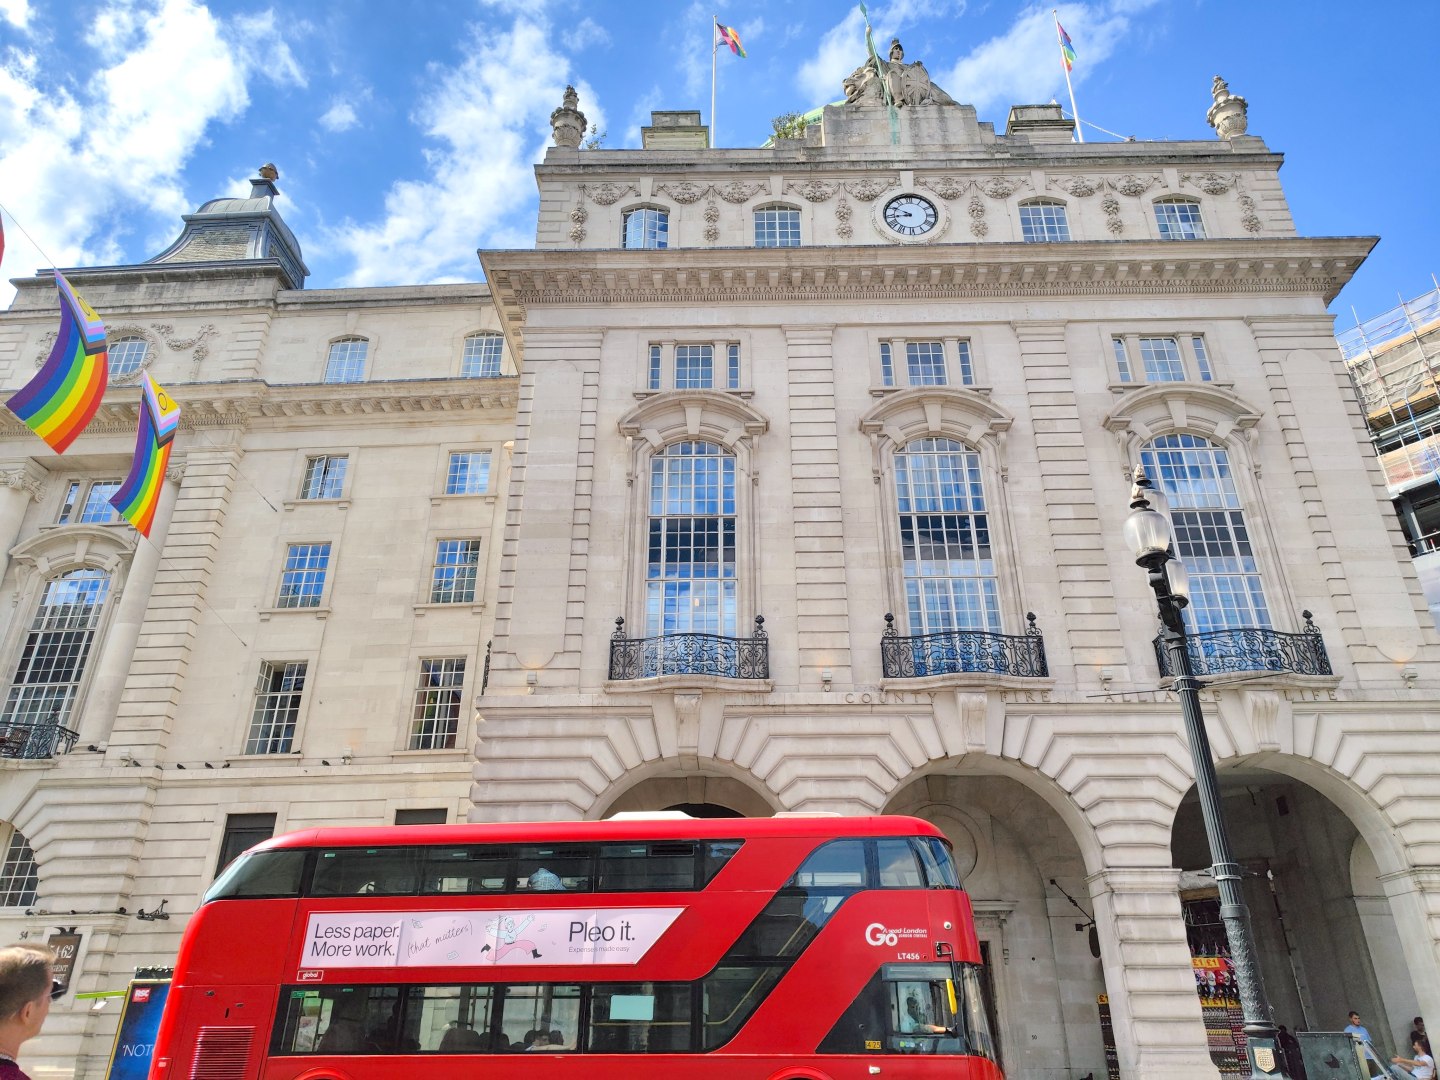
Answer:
xmin=0 ymin=74 xmax=1433 ymax=1080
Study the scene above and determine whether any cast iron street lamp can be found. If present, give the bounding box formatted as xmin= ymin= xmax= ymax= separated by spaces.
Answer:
xmin=1123 ymin=464 xmax=1287 ymax=1080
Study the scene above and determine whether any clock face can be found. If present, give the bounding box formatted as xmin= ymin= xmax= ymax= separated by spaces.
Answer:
xmin=883 ymin=194 xmax=938 ymax=237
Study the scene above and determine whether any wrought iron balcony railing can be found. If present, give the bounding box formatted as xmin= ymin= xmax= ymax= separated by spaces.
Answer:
xmin=609 ymin=616 xmax=769 ymax=681
xmin=0 ymin=718 xmax=80 ymax=760
xmin=1153 ymin=611 xmax=1332 ymax=678
xmin=881 ymin=612 xmax=1049 ymax=679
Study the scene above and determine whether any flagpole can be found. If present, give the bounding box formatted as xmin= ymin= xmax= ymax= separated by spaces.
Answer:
xmin=1055 ymin=9 xmax=1082 ymax=143
xmin=711 ymin=16 xmax=719 ymax=148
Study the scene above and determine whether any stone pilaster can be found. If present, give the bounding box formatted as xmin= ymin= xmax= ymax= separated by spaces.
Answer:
xmin=108 ymin=449 xmax=239 ymax=760
xmin=1379 ymin=867 xmax=1440 ymax=1035
xmin=784 ymin=325 xmax=850 ymax=685
xmin=0 ymin=459 xmax=47 ymax=589
xmin=76 ymin=470 xmax=183 ymax=745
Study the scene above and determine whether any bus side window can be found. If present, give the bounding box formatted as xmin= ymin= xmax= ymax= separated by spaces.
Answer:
xmin=916 ymin=836 xmax=962 ymax=888
xmin=422 ymin=848 xmax=509 ymax=894
xmin=876 ymin=838 xmax=924 ymax=888
xmin=586 ymin=983 xmax=692 ymax=1053
xmin=788 ymin=839 xmax=866 ymax=889
xmin=311 ymin=848 xmax=419 ymax=896
xmin=702 ymin=840 xmax=742 ymax=884
xmin=596 ymin=842 xmax=696 ymax=891
xmin=516 ymin=845 xmax=591 ymax=892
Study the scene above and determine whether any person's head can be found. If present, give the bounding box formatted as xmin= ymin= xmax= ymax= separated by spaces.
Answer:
xmin=1278 ymin=1025 xmax=1288 ymax=1035
xmin=530 ymin=1031 xmax=550 ymax=1048
xmin=0 ymin=944 xmax=57 ymax=1045
xmin=1349 ymin=1011 xmax=1361 ymax=1025
xmin=1416 ymin=1017 xmax=1426 ymax=1031
xmin=550 ymin=1029 xmax=562 ymax=1043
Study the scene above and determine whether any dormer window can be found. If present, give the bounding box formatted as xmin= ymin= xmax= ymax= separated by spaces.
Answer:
xmin=324 ymin=337 xmax=368 ymax=383
xmin=623 ymin=208 xmax=669 ymax=250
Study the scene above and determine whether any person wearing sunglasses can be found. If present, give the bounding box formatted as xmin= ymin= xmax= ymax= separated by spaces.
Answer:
xmin=0 ymin=944 xmax=58 ymax=1080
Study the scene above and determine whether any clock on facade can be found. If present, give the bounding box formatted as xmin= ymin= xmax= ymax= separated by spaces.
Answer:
xmin=882 ymin=194 xmax=938 ymax=237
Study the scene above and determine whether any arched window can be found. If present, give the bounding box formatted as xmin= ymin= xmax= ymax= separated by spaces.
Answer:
xmin=324 ymin=337 xmax=369 ymax=383
xmin=0 ymin=825 xmax=38 ymax=907
xmin=108 ymin=336 xmax=149 ymax=377
xmin=1141 ymin=433 xmax=1269 ymax=631
xmin=623 ymin=208 xmax=669 ymax=250
xmin=1018 ymin=199 xmax=1071 ymax=242
xmin=1154 ymin=197 xmax=1206 ymax=240
xmin=461 ymin=332 xmax=504 ymax=378
xmin=895 ymin=438 xmax=1000 ymax=635
xmin=754 ymin=205 xmax=801 ymax=247
xmin=0 ymin=567 xmax=110 ymax=742
xmin=646 ymin=441 xmax=735 ymax=636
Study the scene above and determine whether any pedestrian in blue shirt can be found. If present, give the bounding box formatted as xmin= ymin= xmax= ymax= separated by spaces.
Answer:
xmin=1344 ymin=1011 xmax=1373 ymax=1044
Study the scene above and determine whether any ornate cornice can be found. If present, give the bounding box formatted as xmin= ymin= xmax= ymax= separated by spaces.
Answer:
xmin=0 ymin=378 xmax=519 ymax=443
xmin=480 ymin=237 xmax=1375 ymax=311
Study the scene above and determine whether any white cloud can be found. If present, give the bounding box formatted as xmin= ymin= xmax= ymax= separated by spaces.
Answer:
xmin=561 ymin=16 xmax=609 ymax=52
xmin=0 ymin=0 xmax=29 ymax=28
xmin=327 ymin=16 xmax=597 ymax=286
xmin=0 ymin=0 xmax=307 ymax=297
xmin=677 ymin=1 xmax=710 ymax=100
xmin=941 ymin=2 xmax=1158 ymax=116
xmin=795 ymin=8 xmax=866 ymax=106
xmin=320 ymin=99 xmax=359 ymax=132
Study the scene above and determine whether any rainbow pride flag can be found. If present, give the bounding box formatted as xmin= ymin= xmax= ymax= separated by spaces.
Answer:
xmin=1057 ymin=21 xmax=1077 ymax=72
xmin=6 ymin=273 xmax=108 ymax=453
xmin=716 ymin=21 xmax=745 ymax=58
xmin=109 ymin=373 xmax=181 ymax=538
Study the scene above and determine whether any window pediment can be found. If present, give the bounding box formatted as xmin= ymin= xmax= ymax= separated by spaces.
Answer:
xmin=859 ymin=386 xmax=1013 ymax=448
xmin=618 ymin=390 xmax=768 ymax=449
xmin=1102 ymin=382 xmax=1262 ymax=454
xmin=9 ymin=525 xmax=134 ymax=600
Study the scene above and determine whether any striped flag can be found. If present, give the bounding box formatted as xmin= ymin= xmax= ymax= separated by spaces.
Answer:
xmin=715 ymin=20 xmax=746 ymax=57
xmin=6 ymin=272 xmax=109 ymax=453
xmin=109 ymin=373 xmax=181 ymax=537
xmin=1057 ymin=20 xmax=1076 ymax=71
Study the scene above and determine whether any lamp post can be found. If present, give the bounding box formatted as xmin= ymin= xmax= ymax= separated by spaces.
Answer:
xmin=1123 ymin=464 xmax=1287 ymax=1080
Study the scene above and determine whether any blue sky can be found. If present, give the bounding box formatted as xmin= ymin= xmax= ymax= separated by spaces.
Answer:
xmin=0 ymin=0 xmax=1434 ymax=327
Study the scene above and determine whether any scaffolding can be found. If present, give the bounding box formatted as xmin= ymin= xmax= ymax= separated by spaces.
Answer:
xmin=1339 ymin=284 xmax=1440 ymax=494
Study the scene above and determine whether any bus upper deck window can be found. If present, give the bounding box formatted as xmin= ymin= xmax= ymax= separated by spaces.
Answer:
xmin=204 ymin=849 xmax=306 ymax=901
xmin=312 ymin=848 xmax=419 ymax=896
xmin=876 ymin=838 xmax=924 ymax=888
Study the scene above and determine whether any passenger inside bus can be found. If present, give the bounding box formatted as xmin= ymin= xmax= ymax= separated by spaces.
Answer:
xmin=437 ymin=1024 xmax=487 ymax=1053
xmin=316 ymin=995 xmax=376 ymax=1054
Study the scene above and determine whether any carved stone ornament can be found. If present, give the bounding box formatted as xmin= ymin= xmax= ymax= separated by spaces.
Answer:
xmin=715 ymin=181 xmax=765 ymax=204
xmin=1111 ymin=174 xmax=1161 ymax=198
xmin=583 ymin=183 xmax=638 ymax=206
xmin=569 ymin=225 xmax=587 ymax=243
xmin=789 ymin=180 xmax=838 ymax=203
xmin=32 ymin=330 xmax=57 ymax=368
xmin=0 ymin=468 xmax=44 ymax=502
xmin=835 ymin=197 xmax=854 ymax=239
xmin=919 ymin=176 xmax=967 ymax=200
xmin=1182 ymin=172 xmax=1234 ymax=195
xmin=657 ymin=182 xmax=707 ymax=204
xmin=845 ymin=177 xmax=899 ymax=202
xmin=977 ymin=176 xmax=1021 ymax=200
xmin=570 ymin=204 xmax=588 ymax=225
xmin=704 ymin=224 xmax=719 ymax=243
xmin=842 ymin=37 xmax=958 ymax=108
xmin=967 ymin=195 xmax=988 ymax=238
xmin=1051 ymin=175 xmax=1098 ymax=198
xmin=1238 ymin=194 xmax=1262 ymax=234
xmin=703 ymin=201 xmax=720 ymax=224
xmin=1102 ymin=194 xmax=1123 ymax=235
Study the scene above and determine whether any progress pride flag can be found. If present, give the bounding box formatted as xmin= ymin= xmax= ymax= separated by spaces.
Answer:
xmin=301 ymin=907 xmax=684 ymax=969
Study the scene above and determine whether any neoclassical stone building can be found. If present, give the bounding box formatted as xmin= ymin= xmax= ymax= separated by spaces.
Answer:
xmin=0 ymin=55 xmax=1433 ymax=1080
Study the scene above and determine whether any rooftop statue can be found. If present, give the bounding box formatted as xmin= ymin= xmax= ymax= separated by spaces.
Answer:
xmin=843 ymin=38 xmax=957 ymax=108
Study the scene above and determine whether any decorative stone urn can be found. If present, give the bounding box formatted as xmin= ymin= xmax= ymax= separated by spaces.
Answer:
xmin=550 ymin=85 xmax=588 ymax=149
xmin=1206 ymin=75 xmax=1249 ymax=140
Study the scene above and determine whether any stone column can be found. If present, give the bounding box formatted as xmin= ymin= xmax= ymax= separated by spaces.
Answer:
xmin=0 ymin=461 xmax=47 ymax=589
xmin=1089 ymin=867 xmax=1220 ymax=1079
xmin=76 ymin=467 xmax=182 ymax=746
xmin=1379 ymin=867 xmax=1440 ymax=1034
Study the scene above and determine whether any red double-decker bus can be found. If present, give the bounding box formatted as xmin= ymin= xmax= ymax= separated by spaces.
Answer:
xmin=150 ymin=814 xmax=1000 ymax=1080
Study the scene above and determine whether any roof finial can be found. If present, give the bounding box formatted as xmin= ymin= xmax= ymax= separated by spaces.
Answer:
xmin=550 ymin=85 xmax=588 ymax=149
xmin=1206 ymin=75 xmax=1249 ymax=140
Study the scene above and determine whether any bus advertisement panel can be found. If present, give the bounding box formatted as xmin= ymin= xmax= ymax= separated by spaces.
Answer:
xmin=149 ymin=815 xmax=1002 ymax=1080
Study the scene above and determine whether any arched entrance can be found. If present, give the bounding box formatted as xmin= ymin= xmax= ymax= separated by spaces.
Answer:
xmin=1171 ymin=764 xmax=1424 ymax=1059
xmin=886 ymin=772 xmax=1109 ymax=1080
xmin=596 ymin=773 xmax=775 ymax=818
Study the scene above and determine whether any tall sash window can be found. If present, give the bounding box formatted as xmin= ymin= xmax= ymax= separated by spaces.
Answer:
xmin=1 ymin=568 xmax=110 ymax=732
xmin=646 ymin=442 xmax=736 ymax=637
